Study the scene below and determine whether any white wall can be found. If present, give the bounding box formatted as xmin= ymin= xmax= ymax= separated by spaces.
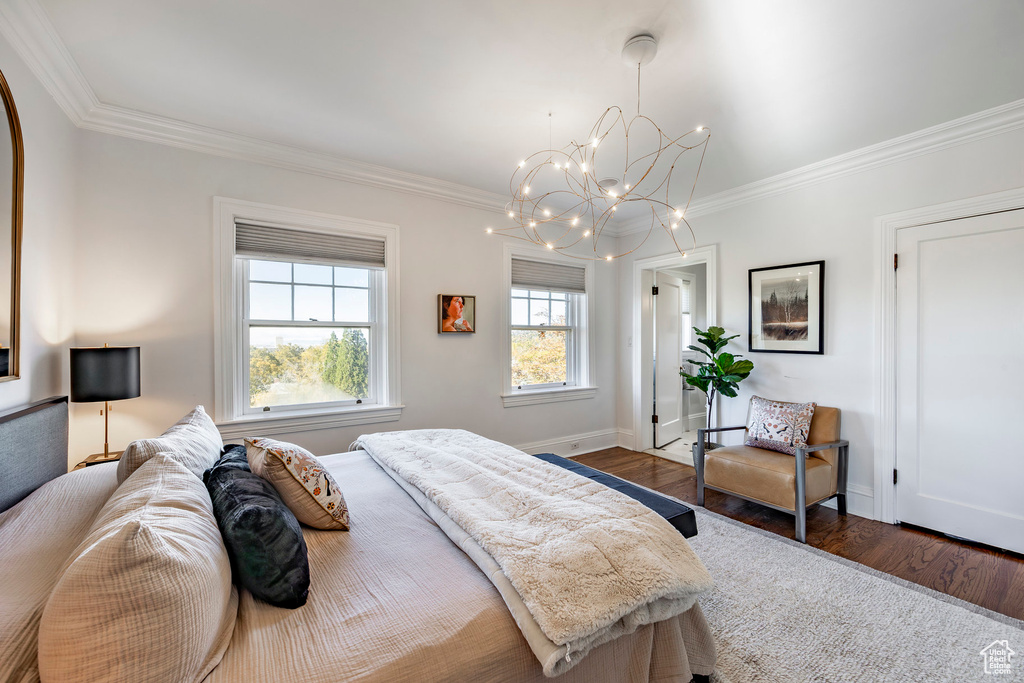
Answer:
xmin=0 ymin=37 xmax=78 ymax=419
xmin=616 ymin=125 xmax=1024 ymax=517
xmin=68 ymin=132 xmax=619 ymax=460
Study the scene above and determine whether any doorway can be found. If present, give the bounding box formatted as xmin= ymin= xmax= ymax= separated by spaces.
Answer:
xmin=877 ymin=188 xmax=1024 ymax=550
xmin=893 ymin=208 xmax=1024 ymax=553
xmin=653 ymin=270 xmax=685 ymax=448
xmin=631 ymin=246 xmax=718 ymax=455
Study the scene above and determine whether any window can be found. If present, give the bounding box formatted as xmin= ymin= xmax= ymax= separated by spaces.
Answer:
xmin=244 ymin=260 xmax=375 ymax=411
xmin=502 ymin=247 xmax=596 ymax=407
xmin=511 ymin=288 xmax=574 ymax=387
xmin=679 ymin=277 xmax=693 ymax=353
xmin=215 ymin=198 xmax=401 ymax=435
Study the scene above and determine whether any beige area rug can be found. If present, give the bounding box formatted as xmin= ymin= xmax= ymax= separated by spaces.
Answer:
xmin=687 ymin=509 xmax=1024 ymax=682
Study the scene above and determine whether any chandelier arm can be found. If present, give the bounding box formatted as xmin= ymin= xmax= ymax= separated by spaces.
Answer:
xmin=621 ymin=117 xmax=632 ymax=192
xmin=551 ymin=229 xmax=593 ymax=251
xmin=621 ymin=141 xmax=667 ymax=196
xmin=665 ymin=127 xmax=711 ymax=147
xmin=536 ymin=206 xmax=583 ymax=244
xmin=562 ymin=169 xmax=590 ymax=196
xmin=608 ymin=221 xmax=656 ymax=260
xmin=533 ymin=190 xmax=587 ymax=228
xmin=649 ymin=119 xmax=708 ymax=149
xmin=632 ymin=142 xmax=702 ymax=194
xmin=680 ymin=134 xmax=711 ymax=216
xmin=663 ymin=216 xmax=697 ymax=256
xmin=647 ymin=137 xmax=705 ymax=211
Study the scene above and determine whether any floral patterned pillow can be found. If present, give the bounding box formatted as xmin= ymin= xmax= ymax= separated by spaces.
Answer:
xmin=745 ymin=396 xmax=817 ymax=455
xmin=245 ymin=437 xmax=350 ymax=530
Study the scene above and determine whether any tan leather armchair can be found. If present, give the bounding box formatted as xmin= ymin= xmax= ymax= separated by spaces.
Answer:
xmin=694 ymin=405 xmax=849 ymax=543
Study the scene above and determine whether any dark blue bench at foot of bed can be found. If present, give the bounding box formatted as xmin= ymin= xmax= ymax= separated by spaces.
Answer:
xmin=531 ymin=453 xmax=698 ymax=538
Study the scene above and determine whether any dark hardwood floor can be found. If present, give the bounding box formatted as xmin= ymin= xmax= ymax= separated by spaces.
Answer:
xmin=575 ymin=447 xmax=1024 ymax=621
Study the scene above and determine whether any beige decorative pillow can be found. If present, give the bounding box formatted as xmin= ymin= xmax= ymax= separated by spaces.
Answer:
xmin=745 ymin=395 xmax=817 ymax=455
xmin=245 ymin=437 xmax=350 ymax=530
xmin=117 ymin=405 xmax=223 ymax=484
xmin=38 ymin=455 xmax=238 ymax=683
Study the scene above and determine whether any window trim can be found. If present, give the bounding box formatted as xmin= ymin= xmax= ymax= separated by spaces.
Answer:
xmin=214 ymin=197 xmax=402 ymax=432
xmin=501 ymin=242 xmax=596 ymax=407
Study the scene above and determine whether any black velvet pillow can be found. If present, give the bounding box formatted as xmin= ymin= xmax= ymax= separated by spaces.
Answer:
xmin=203 ymin=445 xmax=310 ymax=608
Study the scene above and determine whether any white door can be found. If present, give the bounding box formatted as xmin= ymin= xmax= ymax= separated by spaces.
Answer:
xmin=896 ymin=209 xmax=1024 ymax=553
xmin=655 ymin=272 xmax=684 ymax=447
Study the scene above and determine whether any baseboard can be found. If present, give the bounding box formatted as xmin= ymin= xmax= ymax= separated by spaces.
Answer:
xmin=515 ymin=429 xmax=621 ymax=458
xmin=686 ymin=412 xmax=707 ymax=432
xmin=616 ymin=429 xmax=634 ymax=449
xmin=819 ymin=483 xmax=875 ymax=519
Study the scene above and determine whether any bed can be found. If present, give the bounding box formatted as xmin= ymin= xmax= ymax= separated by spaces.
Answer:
xmin=0 ymin=397 xmax=717 ymax=682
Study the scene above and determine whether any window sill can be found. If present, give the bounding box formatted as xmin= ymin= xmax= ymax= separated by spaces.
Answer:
xmin=216 ymin=404 xmax=404 ymax=439
xmin=501 ymin=386 xmax=597 ymax=408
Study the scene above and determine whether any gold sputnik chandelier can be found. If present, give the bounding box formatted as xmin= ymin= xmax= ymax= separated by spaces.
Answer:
xmin=487 ymin=34 xmax=711 ymax=261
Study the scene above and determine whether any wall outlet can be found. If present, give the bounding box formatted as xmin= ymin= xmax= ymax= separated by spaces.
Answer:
xmin=570 ymin=442 xmax=580 ymax=450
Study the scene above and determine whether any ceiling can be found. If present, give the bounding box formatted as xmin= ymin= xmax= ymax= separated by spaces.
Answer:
xmin=33 ymin=0 xmax=1024 ymax=202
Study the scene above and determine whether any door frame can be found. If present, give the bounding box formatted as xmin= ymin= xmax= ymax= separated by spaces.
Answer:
xmin=632 ymin=245 xmax=718 ymax=453
xmin=874 ymin=186 xmax=1024 ymax=523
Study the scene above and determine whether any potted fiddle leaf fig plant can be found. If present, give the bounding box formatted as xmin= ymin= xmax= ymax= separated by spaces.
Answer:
xmin=681 ymin=326 xmax=754 ymax=450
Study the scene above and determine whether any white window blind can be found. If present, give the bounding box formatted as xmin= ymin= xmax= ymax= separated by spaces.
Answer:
xmin=511 ymin=258 xmax=586 ymax=293
xmin=680 ymin=280 xmax=691 ymax=315
xmin=235 ymin=222 xmax=386 ymax=268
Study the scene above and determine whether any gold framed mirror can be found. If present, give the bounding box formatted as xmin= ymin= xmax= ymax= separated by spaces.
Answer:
xmin=0 ymin=67 xmax=23 ymax=381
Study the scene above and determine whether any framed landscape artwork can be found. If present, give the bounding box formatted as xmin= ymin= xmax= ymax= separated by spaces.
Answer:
xmin=748 ymin=260 xmax=824 ymax=354
xmin=438 ymin=294 xmax=476 ymax=334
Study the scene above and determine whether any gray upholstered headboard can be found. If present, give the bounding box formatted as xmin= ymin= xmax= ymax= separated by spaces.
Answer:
xmin=0 ymin=396 xmax=69 ymax=513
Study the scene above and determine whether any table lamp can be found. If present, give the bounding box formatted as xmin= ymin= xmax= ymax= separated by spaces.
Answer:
xmin=70 ymin=344 xmax=141 ymax=457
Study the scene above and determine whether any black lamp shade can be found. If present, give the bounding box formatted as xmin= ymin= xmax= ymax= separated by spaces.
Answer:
xmin=70 ymin=347 xmax=141 ymax=402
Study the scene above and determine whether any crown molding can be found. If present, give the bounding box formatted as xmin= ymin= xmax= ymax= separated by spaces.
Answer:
xmin=0 ymin=0 xmax=95 ymax=124
xmin=3 ymin=0 xmax=1023 ymax=222
xmin=78 ymin=102 xmax=509 ymax=211
xmin=0 ymin=0 xmax=508 ymax=213
xmin=613 ymin=96 xmax=1024 ymax=236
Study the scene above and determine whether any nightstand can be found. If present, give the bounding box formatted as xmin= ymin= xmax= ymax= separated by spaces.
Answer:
xmin=73 ymin=451 xmax=123 ymax=471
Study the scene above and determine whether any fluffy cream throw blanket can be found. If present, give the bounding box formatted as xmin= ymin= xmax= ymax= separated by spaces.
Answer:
xmin=353 ymin=429 xmax=713 ymax=676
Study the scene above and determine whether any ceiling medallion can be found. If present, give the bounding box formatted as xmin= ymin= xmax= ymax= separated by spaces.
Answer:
xmin=487 ymin=33 xmax=711 ymax=262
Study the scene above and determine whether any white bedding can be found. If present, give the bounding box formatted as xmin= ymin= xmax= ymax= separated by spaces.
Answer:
xmin=0 ymin=449 xmax=717 ymax=682
xmin=210 ymin=450 xmax=716 ymax=682
xmin=354 ymin=429 xmax=714 ymax=676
